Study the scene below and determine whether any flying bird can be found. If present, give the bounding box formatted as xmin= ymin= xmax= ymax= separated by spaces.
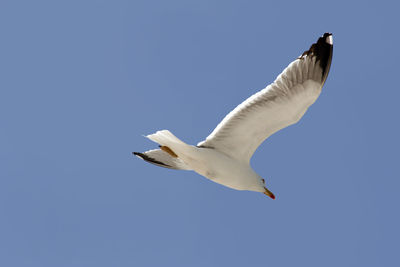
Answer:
xmin=133 ymin=33 xmax=333 ymax=199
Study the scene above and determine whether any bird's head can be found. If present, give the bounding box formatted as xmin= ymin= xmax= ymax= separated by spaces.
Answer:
xmin=261 ymin=178 xmax=275 ymax=199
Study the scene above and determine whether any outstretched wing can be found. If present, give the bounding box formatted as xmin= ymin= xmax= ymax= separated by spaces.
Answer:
xmin=197 ymin=33 xmax=333 ymax=163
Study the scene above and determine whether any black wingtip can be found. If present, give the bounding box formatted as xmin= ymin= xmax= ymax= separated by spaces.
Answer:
xmin=300 ymin=33 xmax=333 ymax=83
xmin=132 ymin=151 xmax=172 ymax=168
xmin=133 ymin=151 xmax=147 ymax=159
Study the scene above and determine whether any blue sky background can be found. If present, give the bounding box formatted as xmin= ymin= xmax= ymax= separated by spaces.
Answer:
xmin=1 ymin=0 xmax=399 ymax=266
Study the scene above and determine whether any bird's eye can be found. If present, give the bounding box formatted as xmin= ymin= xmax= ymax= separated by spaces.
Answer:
xmin=261 ymin=179 xmax=265 ymax=184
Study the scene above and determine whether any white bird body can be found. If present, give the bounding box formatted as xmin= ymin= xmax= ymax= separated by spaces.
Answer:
xmin=134 ymin=33 xmax=333 ymax=199
xmin=146 ymin=130 xmax=264 ymax=192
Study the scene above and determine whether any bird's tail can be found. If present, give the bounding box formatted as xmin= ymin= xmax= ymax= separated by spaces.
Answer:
xmin=146 ymin=130 xmax=187 ymax=148
xmin=133 ymin=130 xmax=192 ymax=170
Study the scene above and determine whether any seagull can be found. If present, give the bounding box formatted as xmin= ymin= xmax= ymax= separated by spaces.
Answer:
xmin=133 ymin=33 xmax=333 ymax=199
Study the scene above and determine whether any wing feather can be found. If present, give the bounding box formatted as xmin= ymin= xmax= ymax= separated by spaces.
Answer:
xmin=133 ymin=149 xmax=191 ymax=170
xmin=197 ymin=33 xmax=333 ymax=162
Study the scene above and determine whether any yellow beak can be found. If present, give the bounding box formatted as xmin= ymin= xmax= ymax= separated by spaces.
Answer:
xmin=264 ymin=187 xmax=275 ymax=199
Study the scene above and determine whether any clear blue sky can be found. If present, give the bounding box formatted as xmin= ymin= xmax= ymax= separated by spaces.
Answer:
xmin=1 ymin=0 xmax=399 ymax=266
